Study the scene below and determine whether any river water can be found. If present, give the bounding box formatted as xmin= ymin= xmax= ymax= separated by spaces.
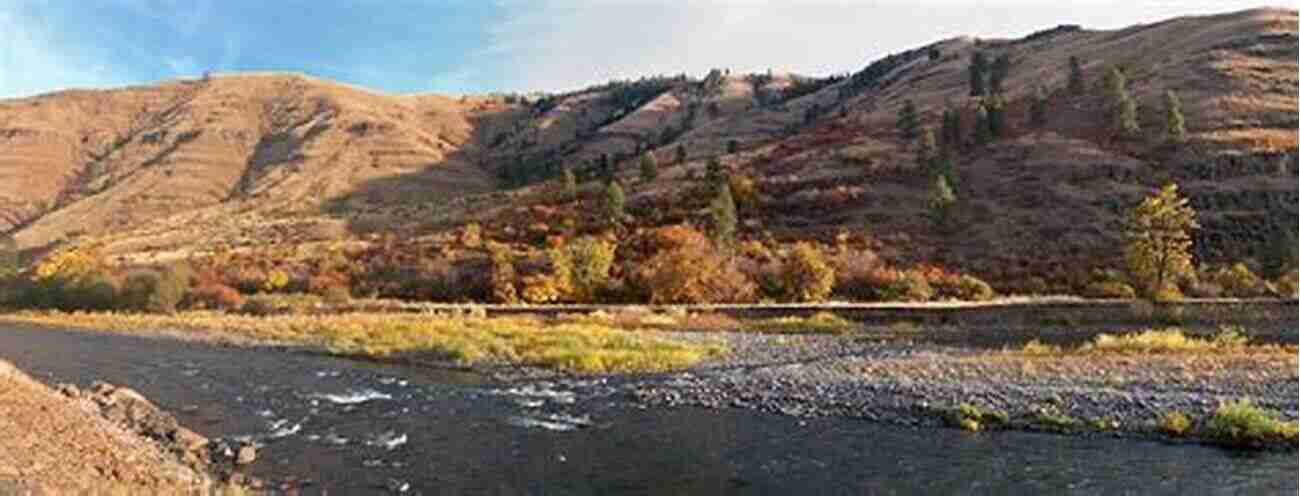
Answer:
xmin=1 ymin=325 xmax=1294 ymax=495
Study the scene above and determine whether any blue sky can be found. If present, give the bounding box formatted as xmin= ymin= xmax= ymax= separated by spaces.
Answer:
xmin=0 ymin=0 xmax=1279 ymax=98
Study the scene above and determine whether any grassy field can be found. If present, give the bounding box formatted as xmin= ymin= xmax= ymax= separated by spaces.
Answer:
xmin=0 ymin=311 xmax=729 ymax=374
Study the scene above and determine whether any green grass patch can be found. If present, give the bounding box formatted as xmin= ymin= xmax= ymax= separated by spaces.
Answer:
xmin=1030 ymin=410 xmax=1083 ymax=433
xmin=1203 ymin=399 xmax=1299 ymax=449
xmin=0 ymin=311 xmax=725 ymax=374
xmin=938 ymin=402 xmax=1009 ymax=432
xmin=744 ymin=312 xmax=859 ymax=334
xmin=1157 ymin=411 xmax=1192 ymax=436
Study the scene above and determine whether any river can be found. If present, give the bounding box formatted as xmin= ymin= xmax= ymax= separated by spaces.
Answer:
xmin=0 ymin=325 xmax=1294 ymax=495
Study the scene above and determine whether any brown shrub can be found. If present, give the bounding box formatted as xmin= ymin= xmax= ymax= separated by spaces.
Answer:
xmin=188 ymin=283 xmax=245 ymax=310
xmin=635 ymin=225 xmax=756 ymax=303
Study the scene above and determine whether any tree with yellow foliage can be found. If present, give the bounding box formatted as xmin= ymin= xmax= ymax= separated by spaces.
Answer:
xmin=1124 ymin=184 xmax=1198 ymax=300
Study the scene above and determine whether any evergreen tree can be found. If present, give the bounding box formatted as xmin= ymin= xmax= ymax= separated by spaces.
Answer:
xmin=561 ymin=166 xmax=578 ymax=201
xmin=916 ymin=128 xmax=938 ymax=171
xmin=675 ymin=144 xmax=687 ymax=164
xmin=1104 ymin=66 xmax=1139 ymax=137
xmin=1163 ymin=90 xmax=1186 ymax=144
xmin=989 ymin=53 xmax=1011 ymax=95
xmin=985 ymin=95 xmax=1006 ymax=138
xmin=638 ymin=151 xmax=659 ymax=182
xmin=973 ymin=104 xmax=992 ymax=145
xmin=928 ymin=175 xmax=956 ymax=229
xmin=940 ymin=105 xmax=962 ymax=153
xmin=705 ymin=156 xmax=725 ymax=188
xmin=709 ymin=182 xmax=738 ymax=245
xmin=1029 ymin=85 xmax=1049 ymax=128
xmin=598 ymin=153 xmax=613 ymax=182
xmin=604 ymin=181 xmax=625 ymax=224
xmin=726 ymin=139 xmax=739 ymax=154
xmin=1264 ymin=227 xmax=1298 ymax=278
xmin=933 ymin=154 xmax=956 ymax=187
xmin=1124 ymin=183 xmax=1198 ymax=300
xmin=1068 ymin=56 xmax=1086 ymax=95
xmin=969 ymin=52 xmax=989 ymax=96
xmin=897 ymin=99 xmax=920 ymax=141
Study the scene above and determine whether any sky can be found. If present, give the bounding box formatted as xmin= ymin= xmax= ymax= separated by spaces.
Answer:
xmin=0 ymin=0 xmax=1282 ymax=98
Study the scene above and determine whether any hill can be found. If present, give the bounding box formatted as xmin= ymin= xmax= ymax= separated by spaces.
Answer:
xmin=0 ymin=7 xmax=1295 ymax=295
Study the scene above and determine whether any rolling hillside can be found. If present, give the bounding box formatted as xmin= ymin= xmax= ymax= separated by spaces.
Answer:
xmin=0 ymin=7 xmax=1295 ymax=292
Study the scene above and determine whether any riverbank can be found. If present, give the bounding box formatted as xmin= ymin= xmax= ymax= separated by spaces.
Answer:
xmin=2 ymin=308 xmax=1296 ymax=452
xmin=628 ymin=328 xmax=1298 ymax=450
xmin=0 ymin=360 xmax=243 ymax=493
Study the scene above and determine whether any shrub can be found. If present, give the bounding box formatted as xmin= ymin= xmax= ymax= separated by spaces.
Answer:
xmin=121 ymin=266 xmax=190 ymax=314
xmin=1275 ymin=269 xmax=1298 ymax=298
xmin=857 ymin=268 xmax=934 ymax=302
xmin=1203 ymin=400 xmax=1298 ymax=449
xmin=262 ymin=269 xmax=290 ymax=293
xmin=728 ymin=174 xmax=758 ymax=210
xmin=239 ymin=293 xmax=323 ymax=316
xmin=487 ymin=243 xmax=519 ymax=304
xmin=321 ymin=285 xmax=352 ymax=305
xmin=1157 ymin=411 xmax=1192 ymax=436
xmin=778 ymin=243 xmax=835 ymax=303
xmin=188 ymin=283 xmax=244 ymax=310
xmin=565 ymin=237 xmax=616 ymax=302
xmin=1083 ymin=281 xmax=1136 ymax=299
xmin=636 ymin=225 xmax=756 ymax=303
xmin=1203 ymin=263 xmax=1269 ymax=298
xmin=952 ymin=274 xmax=995 ymax=301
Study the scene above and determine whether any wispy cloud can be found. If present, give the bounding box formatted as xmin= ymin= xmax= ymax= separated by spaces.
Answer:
xmin=482 ymin=0 xmax=1275 ymax=93
xmin=0 ymin=7 xmax=129 ymax=98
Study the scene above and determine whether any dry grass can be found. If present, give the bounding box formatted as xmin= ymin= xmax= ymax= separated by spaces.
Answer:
xmin=0 ymin=311 xmax=725 ymax=374
xmin=1015 ymin=327 xmax=1291 ymax=356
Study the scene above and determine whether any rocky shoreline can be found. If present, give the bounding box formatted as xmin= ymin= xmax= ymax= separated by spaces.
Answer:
xmin=0 ymin=360 xmax=252 ymax=493
xmin=621 ymin=331 xmax=1299 ymax=447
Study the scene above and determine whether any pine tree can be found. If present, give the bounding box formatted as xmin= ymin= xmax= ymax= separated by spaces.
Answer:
xmin=969 ymin=52 xmax=989 ymax=97
xmin=916 ymin=128 xmax=938 ymax=171
xmin=940 ymin=105 xmax=962 ymax=153
xmin=1163 ymin=90 xmax=1186 ymax=144
xmin=897 ymin=99 xmax=920 ymax=141
xmin=638 ymin=151 xmax=658 ymax=182
xmin=675 ymin=144 xmax=687 ymax=164
xmin=1124 ymin=183 xmax=1198 ymax=300
xmin=1029 ymin=85 xmax=1049 ymax=128
xmin=709 ymin=182 xmax=737 ymax=245
xmin=705 ymin=156 xmax=725 ymax=187
xmin=973 ymin=104 xmax=992 ymax=145
xmin=933 ymin=154 xmax=956 ymax=187
xmin=604 ymin=181 xmax=625 ymax=224
xmin=928 ymin=175 xmax=956 ymax=229
xmin=1264 ymin=227 xmax=1298 ymax=278
xmin=1104 ymin=66 xmax=1139 ymax=137
xmin=1068 ymin=56 xmax=1086 ymax=95
xmin=989 ymin=53 xmax=1011 ymax=95
xmin=561 ymin=166 xmax=578 ymax=201
xmin=598 ymin=153 xmax=614 ymax=183
xmin=726 ymin=139 xmax=739 ymax=154
xmin=985 ymin=95 xmax=1005 ymax=138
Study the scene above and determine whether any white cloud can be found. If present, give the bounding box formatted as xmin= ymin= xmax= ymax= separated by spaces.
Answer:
xmin=484 ymin=0 xmax=1277 ymax=93
xmin=0 ymin=8 xmax=129 ymax=98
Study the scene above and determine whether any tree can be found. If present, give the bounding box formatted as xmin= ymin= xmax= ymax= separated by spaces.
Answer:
xmin=940 ymin=105 xmax=962 ymax=153
xmin=933 ymin=154 xmax=956 ymax=187
xmin=709 ymin=182 xmax=737 ymax=245
xmin=985 ymin=95 xmax=1005 ymax=138
xmin=561 ymin=167 xmax=578 ymax=201
xmin=969 ymin=51 xmax=989 ymax=96
xmin=1029 ymin=85 xmax=1049 ymax=128
xmin=675 ymin=144 xmax=687 ymax=164
xmin=638 ymin=151 xmax=658 ymax=182
xmin=1124 ymin=183 xmax=1198 ymax=300
xmin=779 ymin=243 xmax=835 ymax=302
xmin=0 ymin=237 xmax=17 ymax=280
xmin=1163 ymin=90 xmax=1186 ymax=144
xmin=1104 ymin=66 xmax=1139 ymax=137
xmin=928 ymin=174 xmax=956 ymax=228
xmin=897 ymin=99 xmax=920 ymax=141
xmin=989 ymin=53 xmax=1011 ymax=95
xmin=604 ymin=181 xmax=625 ymax=224
xmin=1068 ymin=56 xmax=1085 ymax=95
xmin=726 ymin=139 xmax=739 ymax=154
xmin=973 ymin=103 xmax=993 ymax=145
xmin=1264 ymin=227 xmax=1298 ymax=278
xmin=598 ymin=153 xmax=614 ymax=183
xmin=915 ymin=128 xmax=938 ymax=171
xmin=705 ymin=156 xmax=725 ymax=187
